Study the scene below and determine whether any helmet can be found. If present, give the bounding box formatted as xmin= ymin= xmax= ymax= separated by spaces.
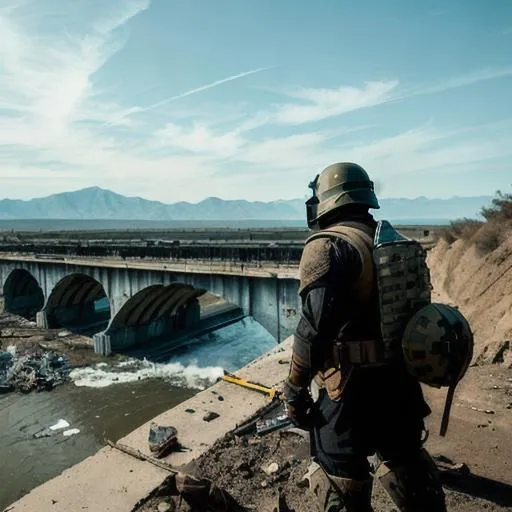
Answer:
xmin=402 ymin=303 xmax=474 ymax=388
xmin=306 ymin=162 xmax=380 ymax=229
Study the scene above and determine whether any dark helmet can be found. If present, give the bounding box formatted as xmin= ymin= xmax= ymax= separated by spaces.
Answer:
xmin=306 ymin=162 xmax=380 ymax=229
xmin=402 ymin=303 xmax=474 ymax=388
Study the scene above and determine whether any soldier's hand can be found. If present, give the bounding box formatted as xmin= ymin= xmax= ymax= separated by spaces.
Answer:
xmin=283 ymin=379 xmax=314 ymax=430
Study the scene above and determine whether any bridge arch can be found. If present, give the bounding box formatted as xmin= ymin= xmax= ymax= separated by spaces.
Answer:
xmin=103 ymin=283 xmax=206 ymax=352
xmin=44 ymin=273 xmax=111 ymax=335
xmin=3 ymin=269 xmax=45 ymax=320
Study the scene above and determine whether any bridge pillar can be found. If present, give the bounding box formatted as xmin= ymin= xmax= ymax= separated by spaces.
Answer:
xmin=93 ymin=333 xmax=112 ymax=356
xmin=36 ymin=310 xmax=49 ymax=329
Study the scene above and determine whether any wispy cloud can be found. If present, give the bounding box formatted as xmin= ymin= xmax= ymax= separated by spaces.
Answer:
xmin=272 ymin=81 xmax=399 ymax=125
xmin=0 ymin=0 xmax=511 ymax=203
xmin=404 ymin=67 xmax=512 ymax=98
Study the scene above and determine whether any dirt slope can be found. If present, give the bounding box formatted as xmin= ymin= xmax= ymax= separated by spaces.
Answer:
xmin=428 ymin=235 xmax=512 ymax=365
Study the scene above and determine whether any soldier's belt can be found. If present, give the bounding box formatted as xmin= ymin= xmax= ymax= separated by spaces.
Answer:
xmin=335 ymin=340 xmax=388 ymax=366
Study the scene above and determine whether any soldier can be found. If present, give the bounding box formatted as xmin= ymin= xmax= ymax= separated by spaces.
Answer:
xmin=283 ymin=163 xmax=447 ymax=511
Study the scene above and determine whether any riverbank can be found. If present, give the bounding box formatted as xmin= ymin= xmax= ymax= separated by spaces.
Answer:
xmin=0 ymin=312 xmax=277 ymax=510
xmin=5 ymin=338 xmax=292 ymax=511
xmin=6 ymin=332 xmax=512 ymax=511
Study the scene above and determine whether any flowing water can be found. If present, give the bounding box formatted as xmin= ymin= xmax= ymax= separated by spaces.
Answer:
xmin=0 ymin=317 xmax=277 ymax=510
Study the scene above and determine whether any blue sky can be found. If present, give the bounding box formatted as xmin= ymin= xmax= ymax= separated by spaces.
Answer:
xmin=0 ymin=0 xmax=511 ymax=203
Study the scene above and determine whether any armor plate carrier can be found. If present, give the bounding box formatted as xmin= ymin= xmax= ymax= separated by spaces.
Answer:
xmin=373 ymin=220 xmax=432 ymax=361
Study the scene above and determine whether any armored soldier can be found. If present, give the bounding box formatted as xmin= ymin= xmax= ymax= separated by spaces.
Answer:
xmin=283 ymin=163 xmax=450 ymax=511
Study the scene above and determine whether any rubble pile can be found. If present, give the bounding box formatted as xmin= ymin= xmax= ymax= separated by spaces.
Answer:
xmin=0 ymin=349 xmax=69 ymax=394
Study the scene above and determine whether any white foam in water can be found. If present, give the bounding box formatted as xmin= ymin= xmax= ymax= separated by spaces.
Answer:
xmin=70 ymin=359 xmax=224 ymax=390
xmin=70 ymin=317 xmax=276 ymax=390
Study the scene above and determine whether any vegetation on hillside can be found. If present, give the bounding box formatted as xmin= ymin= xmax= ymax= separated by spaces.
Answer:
xmin=444 ymin=189 xmax=512 ymax=253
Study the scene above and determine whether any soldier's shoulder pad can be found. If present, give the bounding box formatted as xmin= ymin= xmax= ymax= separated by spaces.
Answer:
xmin=299 ymin=238 xmax=332 ymax=292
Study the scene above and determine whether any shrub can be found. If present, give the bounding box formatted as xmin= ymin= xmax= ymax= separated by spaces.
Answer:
xmin=481 ymin=190 xmax=512 ymax=222
xmin=443 ymin=218 xmax=483 ymax=243
xmin=473 ymin=222 xmax=502 ymax=254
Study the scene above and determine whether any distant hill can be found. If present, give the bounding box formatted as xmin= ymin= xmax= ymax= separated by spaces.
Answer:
xmin=0 ymin=187 xmax=492 ymax=222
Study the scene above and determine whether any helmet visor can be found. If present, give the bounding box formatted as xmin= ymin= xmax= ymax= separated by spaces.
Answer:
xmin=305 ymin=175 xmax=320 ymax=228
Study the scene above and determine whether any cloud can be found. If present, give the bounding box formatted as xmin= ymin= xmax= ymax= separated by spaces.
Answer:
xmin=231 ymin=66 xmax=512 ymax=133
xmin=405 ymin=67 xmax=512 ymax=98
xmin=272 ymin=81 xmax=399 ymax=125
xmin=0 ymin=1 xmax=511 ymax=203
xmin=0 ymin=0 xmax=151 ymax=142
xmin=155 ymin=122 xmax=245 ymax=157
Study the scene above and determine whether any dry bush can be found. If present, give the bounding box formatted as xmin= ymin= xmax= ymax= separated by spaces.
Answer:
xmin=481 ymin=190 xmax=512 ymax=222
xmin=443 ymin=188 xmax=512 ymax=252
xmin=443 ymin=218 xmax=483 ymax=243
xmin=473 ymin=222 xmax=502 ymax=254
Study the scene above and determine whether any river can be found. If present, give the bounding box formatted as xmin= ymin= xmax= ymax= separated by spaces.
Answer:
xmin=0 ymin=317 xmax=277 ymax=510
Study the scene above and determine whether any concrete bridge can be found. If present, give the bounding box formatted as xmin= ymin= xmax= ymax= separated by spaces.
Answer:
xmin=0 ymin=255 xmax=300 ymax=355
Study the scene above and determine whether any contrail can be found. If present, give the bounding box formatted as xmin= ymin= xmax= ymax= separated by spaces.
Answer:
xmin=142 ymin=66 xmax=274 ymax=112
xmin=105 ymin=66 xmax=274 ymax=126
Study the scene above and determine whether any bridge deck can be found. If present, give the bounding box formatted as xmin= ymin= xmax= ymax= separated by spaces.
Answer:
xmin=0 ymin=253 xmax=300 ymax=280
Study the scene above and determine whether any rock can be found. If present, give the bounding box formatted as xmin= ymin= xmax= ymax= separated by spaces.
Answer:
xmin=261 ymin=481 xmax=268 ymax=488
xmin=185 ymin=408 xmax=195 ymax=414
xmin=263 ymin=462 xmax=279 ymax=476
xmin=157 ymin=501 xmax=172 ymax=512
xmin=203 ymin=411 xmax=220 ymax=422
xmin=57 ymin=331 xmax=71 ymax=338
xmin=217 ymin=395 xmax=224 ymax=401
xmin=234 ymin=461 xmax=250 ymax=471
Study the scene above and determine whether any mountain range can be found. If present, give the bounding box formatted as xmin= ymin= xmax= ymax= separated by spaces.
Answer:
xmin=0 ymin=187 xmax=492 ymax=222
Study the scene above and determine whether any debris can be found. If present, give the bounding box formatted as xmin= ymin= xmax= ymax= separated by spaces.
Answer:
xmin=263 ymin=462 xmax=280 ymax=476
xmin=175 ymin=472 xmax=243 ymax=512
xmin=157 ymin=502 xmax=172 ymax=512
xmin=0 ymin=350 xmax=69 ymax=394
xmin=148 ymin=422 xmax=179 ymax=458
xmin=471 ymin=406 xmax=495 ymax=414
xmin=63 ymin=428 xmax=80 ymax=437
xmin=50 ymin=419 xmax=70 ymax=431
xmin=34 ymin=419 xmax=74 ymax=439
xmin=106 ymin=440 xmax=178 ymax=474
xmin=203 ymin=411 xmax=220 ymax=422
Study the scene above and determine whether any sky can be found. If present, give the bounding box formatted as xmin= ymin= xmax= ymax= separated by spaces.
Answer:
xmin=0 ymin=0 xmax=511 ymax=203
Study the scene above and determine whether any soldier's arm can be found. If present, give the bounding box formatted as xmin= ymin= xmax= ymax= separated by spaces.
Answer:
xmin=287 ymin=236 xmax=362 ymax=389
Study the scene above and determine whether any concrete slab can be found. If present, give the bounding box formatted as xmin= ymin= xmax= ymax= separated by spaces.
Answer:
xmin=119 ymin=337 xmax=293 ymax=467
xmin=6 ymin=447 xmax=168 ymax=512
xmin=6 ymin=337 xmax=293 ymax=512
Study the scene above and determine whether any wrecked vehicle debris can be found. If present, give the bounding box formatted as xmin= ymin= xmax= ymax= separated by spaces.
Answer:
xmin=0 ymin=349 xmax=69 ymax=394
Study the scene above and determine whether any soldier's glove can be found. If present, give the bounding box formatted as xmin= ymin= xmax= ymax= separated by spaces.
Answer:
xmin=283 ymin=379 xmax=314 ymax=430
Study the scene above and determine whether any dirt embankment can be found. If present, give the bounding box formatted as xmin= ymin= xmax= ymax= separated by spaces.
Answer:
xmin=427 ymin=235 xmax=512 ymax=366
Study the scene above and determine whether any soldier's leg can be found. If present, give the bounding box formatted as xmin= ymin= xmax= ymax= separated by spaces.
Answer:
xmin=310 ymin=389 xmax=374 ymax=511
xmin=305 ymin=461 xmax=373 ymax=512
xmin=374 ymin=447 xmax=446 ymax=512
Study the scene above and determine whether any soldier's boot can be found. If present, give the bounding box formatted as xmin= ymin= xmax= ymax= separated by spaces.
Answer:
xmin=374 ymin=448 xmax=446 ymax=512
xmin=326 ymin=475 xmax=374 ymax=512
